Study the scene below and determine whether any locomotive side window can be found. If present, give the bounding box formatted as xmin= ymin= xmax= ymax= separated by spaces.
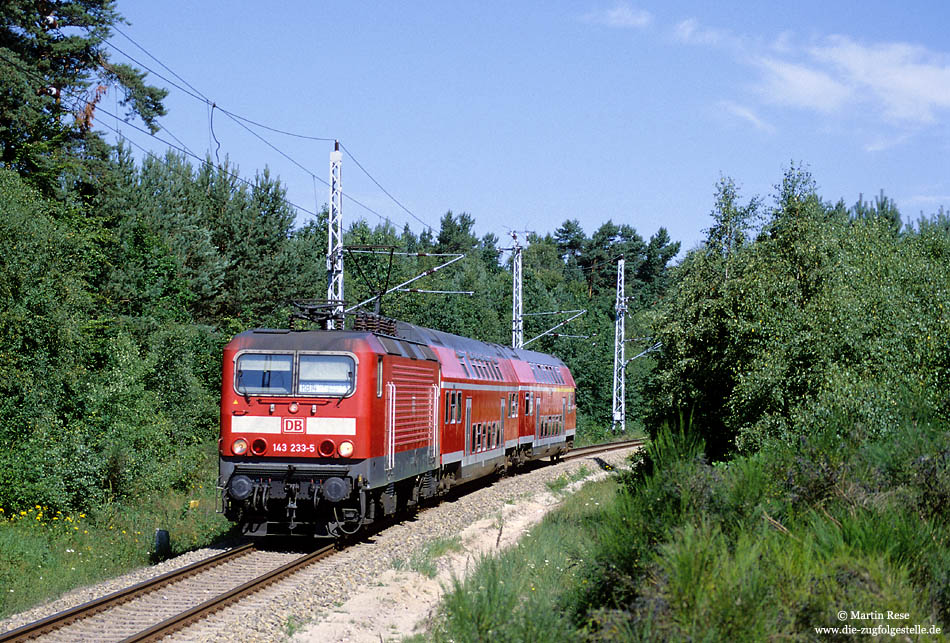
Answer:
xmin=377 ymin=356 xmax=383 ymax=397
xmin=298 ymin=354 xmax=356 ymax=396
xmin=235 ymin=353 xmax=293 ymax=395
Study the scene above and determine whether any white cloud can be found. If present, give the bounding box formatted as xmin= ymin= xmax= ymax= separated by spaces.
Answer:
xmin=718 ymin=100 xmax=775 ymax=133
xmin=771 ymin=31 xmax=795 ymax=55
xmin=754 ymin=57 xmax=852 ymax=113
xmin=583 ymin=3 xmax=652 ymax=29
xmin=670 ymin=18 xmax=950 ymax=141
xmin=674 ymin=18 xmax=727 ymax=47
xmin=862 ymin=132 xmax=912 ymax=153
xmin=905 ymin=194 xmax=950 ymax=206
xmin=809 ymin=36 xmax=950 ymax=124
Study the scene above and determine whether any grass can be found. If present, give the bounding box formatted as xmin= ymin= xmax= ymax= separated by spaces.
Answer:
xmin=574 ymin=423 xmax=644 ymax=448
xmin=284 ymin=615 xmax=304 ymax=637
xmin=392 ymin=536 xmax=464 ymax=579
xmin=419 ymin=414 xmax=950 ymax=641
xmin=545 ymin=464 xmax=592 ymax=494
xmin=424 ymin=476 xmax=618 ymax=642
xmin=0 ymin=444 xmax=232 ymax=619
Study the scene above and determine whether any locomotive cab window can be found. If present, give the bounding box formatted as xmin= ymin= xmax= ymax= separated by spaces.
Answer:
xmin=235 ymin=353 xmax=293 ymax=395
xmin=298 ymin=354 xmax=356 ymax=397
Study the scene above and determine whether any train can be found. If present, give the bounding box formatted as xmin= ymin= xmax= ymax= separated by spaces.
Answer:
xmin=217 ymin=314 xmax=576 ymax=537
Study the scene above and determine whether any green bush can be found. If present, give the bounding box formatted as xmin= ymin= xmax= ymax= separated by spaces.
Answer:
xmin=649 ymin=167 xmax=950 ymax=458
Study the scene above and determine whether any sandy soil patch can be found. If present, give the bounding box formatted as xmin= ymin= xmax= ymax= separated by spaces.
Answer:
xmin=293 ymin=466 xmax=614 ymax=643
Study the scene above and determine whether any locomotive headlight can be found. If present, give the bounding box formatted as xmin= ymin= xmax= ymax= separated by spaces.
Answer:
xmin=231 ymin=438 xmax=249 ymax=456
xmin=338 ymin=440 xmax=354 ymax=458
xmin=289 ymin=402 xmax=299 ymax=413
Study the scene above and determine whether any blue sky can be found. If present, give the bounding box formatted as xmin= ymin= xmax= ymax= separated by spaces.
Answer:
xmin=106 ymin=1 xmax=950 ymax=252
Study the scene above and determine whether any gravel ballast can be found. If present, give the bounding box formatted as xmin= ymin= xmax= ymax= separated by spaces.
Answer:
xmin=0 ymin=447 xmax=637 ymax=642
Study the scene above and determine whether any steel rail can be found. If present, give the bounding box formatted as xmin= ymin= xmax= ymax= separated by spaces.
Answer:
xmin=122 ymin=544 xmax=336 ymax=642
xmin=564 ymin=438 xmax=645 ymax=461
xmin=0 ymin=543 xmax=256 ymax=642
xmin=2 ymin=439 xmax=641 ymax=642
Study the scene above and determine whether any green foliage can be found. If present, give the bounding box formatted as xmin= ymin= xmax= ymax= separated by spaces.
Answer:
xmin=0 ymin=0 xmax=166 ymax=194
xmin=649 ymin=165 xmax=950 ymax=458
xmin=0 ymin=150 xmax=303 ymax=514
xmin=560 ymin=410 xmax=950 ymax=640
xmin=0 ymin=442 xmax=230 ymax=618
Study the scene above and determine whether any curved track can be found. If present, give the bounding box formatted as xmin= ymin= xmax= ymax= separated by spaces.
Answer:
xmin=0 ymin=438 xmax=642 ymax=642
xmin=564 ymin=437 xmax=644 ymax=461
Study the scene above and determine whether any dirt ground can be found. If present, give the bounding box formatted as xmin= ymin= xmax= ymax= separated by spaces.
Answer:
xmin=292 ymin=466 xmax=614 ymax=643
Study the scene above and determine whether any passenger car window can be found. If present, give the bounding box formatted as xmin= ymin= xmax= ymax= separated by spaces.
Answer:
xmin=235 ymin=353 xmax=293 ymax=395
xmin=298 ymin=354 xmax=356 ymax=396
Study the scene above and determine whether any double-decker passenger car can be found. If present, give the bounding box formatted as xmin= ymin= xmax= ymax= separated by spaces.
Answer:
xmin=219 ymin=316 xmax=575 ymax=537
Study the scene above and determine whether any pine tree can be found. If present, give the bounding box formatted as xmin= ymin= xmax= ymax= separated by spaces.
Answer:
xmin=0 ymin=0 xmax=166 ymax=194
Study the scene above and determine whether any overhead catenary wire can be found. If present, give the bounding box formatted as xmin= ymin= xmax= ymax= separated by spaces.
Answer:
xmin=94 ymin=107 xmax=319 ymax=217
xmin=0 ymin=48 xmax=319 ymax=217
xmin=111 ymin=26 xmax=210 ymax=102
xmin=214 ymin=106 xmax=336 ymax=142
xmin=102 ymin=39 xmax=208 ymax=104
xmin=1 ymin=43 xmax=397 ymax=225
xmin=339 ymin=142 xmax=431 ymax=231
xmin=104 ymin=32 xmax=428 ymax=230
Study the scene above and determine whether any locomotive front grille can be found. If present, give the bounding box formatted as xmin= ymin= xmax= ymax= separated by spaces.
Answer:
xmin=231 ymin=464 xmax=352 ymax=479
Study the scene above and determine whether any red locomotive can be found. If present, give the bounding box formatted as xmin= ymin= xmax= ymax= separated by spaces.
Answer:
xmin=218 ymin=315 xmax=576 ymax=537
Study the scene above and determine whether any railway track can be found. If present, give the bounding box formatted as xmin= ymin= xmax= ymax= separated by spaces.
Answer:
xmin=0 ymin=543 xmax=335 ymax=643
xmin=0 ymin=438 xmax=642 ymax=642
xmin=564 ymin=437 xmax=644 ymax=461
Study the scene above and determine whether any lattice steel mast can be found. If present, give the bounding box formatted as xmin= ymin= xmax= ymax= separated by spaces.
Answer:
xmin=326 ymin=141 xmax=344 ymax=329
xmin=510 ymin=232 xmax=524 ymax=349
xmin=611 ymin=258 xmax=626 ymax=433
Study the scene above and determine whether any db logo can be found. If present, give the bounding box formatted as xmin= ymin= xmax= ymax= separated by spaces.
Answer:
xmin=282 ymin=418 xmax=305 ymax=433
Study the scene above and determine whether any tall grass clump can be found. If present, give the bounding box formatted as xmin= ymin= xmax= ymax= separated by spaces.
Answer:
xmin=567 ymin=404 xmax=950 ymax=639
xmin=428 ymin=476 xmax=619 ymax=642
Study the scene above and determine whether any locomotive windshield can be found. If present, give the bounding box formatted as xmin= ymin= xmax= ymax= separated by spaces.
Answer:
xmin=298 ymin=354 xmax=355 ymax=396
xmin=235 ymin=353 xmax=293 ymax=395
xmin=235 ymin=352 xmax=356 ymax=397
